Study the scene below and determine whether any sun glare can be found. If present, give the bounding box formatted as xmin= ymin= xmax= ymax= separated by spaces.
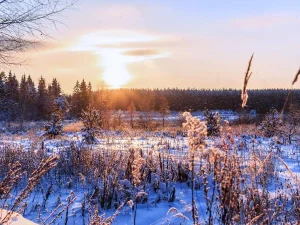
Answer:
xmin=100 ymin=49 xmax=132 ymax=88
xmin=70 ymin=31 xmax=168 ymax=88
xmin=102 ymin=66 xmax=131 ymax=88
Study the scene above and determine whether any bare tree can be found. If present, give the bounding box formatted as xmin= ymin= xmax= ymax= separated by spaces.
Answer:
xmin=127 ymin=101 xmax=136 ymax=129
xmin=0 ymin=0 xmax=76 ymax=66
xmin=138 ymin=93 xmax=155 ymax=130
xmin=159 ymin=96 xmax=170 ymax=127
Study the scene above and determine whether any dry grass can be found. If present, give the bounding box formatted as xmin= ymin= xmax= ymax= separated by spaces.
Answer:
xmin=292 ymin=67 xmax=300 ymax=86
xmin=241 ymin=54 xmax=254 ymax=108
xmin=230 ymin=124 xmax=257 ymax=136
xmin=282 ymin=67 xmax=300 ymax=114
xmin=63 ymin=121 xmax=84 ymax=133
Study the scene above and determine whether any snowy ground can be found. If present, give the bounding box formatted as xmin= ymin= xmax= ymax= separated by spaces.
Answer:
xmin=0 ymin=127 xmax=299 ymax=224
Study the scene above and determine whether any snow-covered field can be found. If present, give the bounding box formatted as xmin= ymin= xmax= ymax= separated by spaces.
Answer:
xmin=0 ymin=122 xmax=299 ymax=224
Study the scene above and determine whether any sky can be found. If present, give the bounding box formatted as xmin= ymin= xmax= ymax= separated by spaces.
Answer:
xmin=8 ymin=0 xmax=300 ymax=92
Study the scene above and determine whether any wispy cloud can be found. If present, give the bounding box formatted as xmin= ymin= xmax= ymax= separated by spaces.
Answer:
xmin=232 ymin=13 xmax=300 ymax=30
xmin=67 ymin=30 xmax=171 ymax=87
xmin=123 ymin=49 xmax=160 ymax=56
xmin=69 ymin=30 xmax=171 ymax=63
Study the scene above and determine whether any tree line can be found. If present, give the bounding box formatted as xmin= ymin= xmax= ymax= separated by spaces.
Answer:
xmin=0 ymin=71 xmax=299 ymax=123
xmin=97 ymin=88 xmax=299 ymax=113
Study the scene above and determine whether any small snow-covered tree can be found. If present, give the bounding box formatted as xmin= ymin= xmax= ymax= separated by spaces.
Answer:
xmin=81 ymin=106 xmax=101 ymax=144
xmin=44 ymin=112 xmax=63 ymax=138
xmin=259 ymin=108 xmax=283 ymax=138
xmin=54 ymin=95 xmax=70 ymax=115
xmin=204 ymin=109 xmax=221 ymax=137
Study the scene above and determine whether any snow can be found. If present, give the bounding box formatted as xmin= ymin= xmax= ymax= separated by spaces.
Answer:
xmin=0 ymin=124 xmax=299 ymax=224
xmin=0 ymin=209 xmax=37 ymax=225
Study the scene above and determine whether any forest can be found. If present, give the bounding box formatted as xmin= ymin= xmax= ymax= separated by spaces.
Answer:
xmin=1 ymin=71 xmax=299 ymax=123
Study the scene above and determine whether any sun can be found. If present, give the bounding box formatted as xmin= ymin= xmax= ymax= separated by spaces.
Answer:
xmin=70 ymin=31 xmax=168 ymax=88
xmin=102 ymin=63 xmax=132 ymax=88
xmin=100 ymin=49 xmax=132 ymax=88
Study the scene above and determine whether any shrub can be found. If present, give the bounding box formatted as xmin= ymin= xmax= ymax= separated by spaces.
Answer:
xmin=81 ymin=106 xmax=101 ymax=144
xmin=259 ymin=108 xmax=283 ymax=137
xmin=204 ymin=109 xmax=221 ymax=137
xmin=44 ymin=112 xmax=63 ymax=138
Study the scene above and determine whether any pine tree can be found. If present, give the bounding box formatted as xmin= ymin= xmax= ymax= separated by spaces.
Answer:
xmin=80 ymin=106 xmax=101 ymax=144
xmin=48 ymin=78 xmax=61 ymax=98
xmin=204 ymin=109 xmax=221 ymax=137
xmin=47 ymin=78 xmax=62 ymax=115
xmin=87 ymin=82 xmax=93 ymax=103
xmin=5 ymin=71 xmax=19 ymax=122
xmin=19 ymin=74 xmax=37 ymax=123
xmin=44 ymin=112 xmax=63 ymax=138
xmin=27 ymin=75 xmax=37 ymax=120
xmin=0 ymin=71 xmax=7 ymax=120
xmin=5 ymin=71 xmax=19 ymax=102
xmin=37 ymin=76 xmax=50 ymax=120
xmin=79 ymin=79 xmax=89 ymax=112
xmin=71 ymin=81 xmax=81 ymax=117
xmin=54 ymin=95 xmax=70 ymax=118
xmin=19 ymin=75 xmax=28 ymax=124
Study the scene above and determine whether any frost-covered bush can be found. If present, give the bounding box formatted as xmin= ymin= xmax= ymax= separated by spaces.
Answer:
xmin=259 ymin=108 xmax=283 ymax=137
xmin=182 ymin=111 xmax=207 ymax=148
xmin=44 ymin=112 xmax=63 ymax=138
xmin=204 ymin=109 xmax=221 ymax=137
xmin=182 ymin=111 xmax=207 ymax=224
xmin=81 ymin=106 xmax=101 ymax=144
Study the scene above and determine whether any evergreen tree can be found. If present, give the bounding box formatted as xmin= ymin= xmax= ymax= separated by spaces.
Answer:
xmin=47 ymin=78 xmax=62 ymax=114
xmin=19 ymin=75 xmax=28 ymax=124
xmin=79 ymin=79 xmax=89 ymax=111
xmin=81 ymin=106 xmax=101 ymax=144
xmin=27 ymin=75 xmax=37 ymax=119
xmin=5 ymin=71 xmax=19 ymax=121
xmin=19 ymin=74 xmax=37 ymax=123
xmin=0 ymin=71 xmax=7 ymax=120
xmin=54 ymin=95 xmax=70 ymax=118
xmin=37 ymin=76 xmax=49 ymax=120
xmin=48 ymin=78 xmax=61 ymax=98
xmin=204 ymin=109 xmax=221 ymax=136
xmin=5 ymin=71 xmax=19 ymax=102
xmin=88 ymin=82 xmax=93 ymax=103
xmin=44 ymin=112 xmax=63 ymax=138
xmin=71 ymin=80 xmax=81 ymax=117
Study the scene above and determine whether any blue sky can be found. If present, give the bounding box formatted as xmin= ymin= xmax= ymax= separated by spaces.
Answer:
xmin=14 ymin=0 xmax=300 ymax=92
